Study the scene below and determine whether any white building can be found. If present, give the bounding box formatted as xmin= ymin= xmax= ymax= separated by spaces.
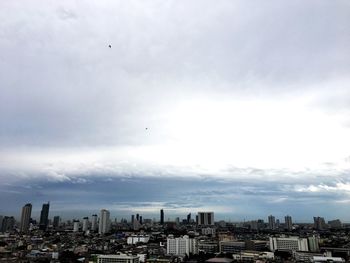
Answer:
xmin=127 ymin=235 xmax=150 ymax=245
xmin=197 ymin=212 xmax=214 ymax=225
xmin=201 ymin=227 xmax=216 ymax=236
xmin=167 ymin=235 xmax=198 ymax=256
xmin=97 ymin=254 xmax=140 ymax=263
xmin=269 ymin=237 xmax=308 ymax=252
xmin=73 ymin=220 xmax=80 ymax=232
xmin=312 ymin=256 xmax=345 ymax=262
xmin=232 ymin=251 xmax=274 ymax=261
xmin=82 ymin=217 xmax=89 ymax=232
xmin=99 ymin=209 xmax=111 ymax=235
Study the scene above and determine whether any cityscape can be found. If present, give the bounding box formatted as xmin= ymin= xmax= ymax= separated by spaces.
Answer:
xmin=1 ymin=0 xmax=350 ymax=263
xmin=0 ymin=202 xmax=349 ymax=262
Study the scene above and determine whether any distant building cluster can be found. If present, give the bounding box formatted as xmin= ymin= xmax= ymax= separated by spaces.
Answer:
xmin=0 ymin=204 xmax=348 ymax=262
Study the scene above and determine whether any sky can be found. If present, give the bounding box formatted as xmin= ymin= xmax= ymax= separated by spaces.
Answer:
xmin=0 ymin=0 xmax=350 ymax=222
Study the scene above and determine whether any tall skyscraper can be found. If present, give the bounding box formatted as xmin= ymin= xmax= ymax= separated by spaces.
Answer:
xmin=99 ymin=209 xmax=110 ymax=235
xmin=187 ymin=213 xmax=191 ymax=223
xmin=39 ymin=202 xmax=50 ymax=231
xmin=20 ymin=203 xmax=32 ymax=233
xmin=160 ymin=209 xmax=164 ymax=225
xmin=73 ymin=220 xmax=80 ymax=232
xmin=82 ymin=217 xmax=89 ymax=232
xmin=285 ymin=215 xmax=293 ymax=231
xmin=197 ymin=212 xmax=214 ymax=225
xmin=91 ymin=214 xmax=98 ymax=232
xmin=268 ymin=215 xmax=276 ymax=230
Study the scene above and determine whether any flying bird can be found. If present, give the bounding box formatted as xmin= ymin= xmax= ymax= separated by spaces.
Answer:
xmin=108 ymin=44 xmax=112 ymax=48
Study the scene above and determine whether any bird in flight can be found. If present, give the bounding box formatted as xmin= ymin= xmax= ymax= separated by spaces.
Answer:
xmin=108 ymin=44 xmax=112 ymax=48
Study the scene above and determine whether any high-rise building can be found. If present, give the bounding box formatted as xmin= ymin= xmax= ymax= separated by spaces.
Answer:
xmin=313 ymin=217 xmax=327 ymax=230
xmin=160 ymin=209 xmax=164 ymax=225
xmin=20 ymin=203 xmax=32 ymax=233
xmin=285 ymin=215 xmax=293 ymax=231
xmin=136 ymin=214 xmax=139 ymax=222
xmin=268 ymin=215 xmax=276 ymax=230
xmin=139 ymin=216 xmax=143 ymax=225
xmin=73 ymin=220 xmax=80 ymax=232
xmin=187 ymin=213 xmax=191 ymax=223
xmin=197 ymin=212 xmax=214 ymax=225
xmin=1 ymin=216 xmax=15 ymax=232
xmin=91 ymin=214 xmax=98 ymax=232
xmin=39 ymin=202 xmax=50 ymax=231
xmin=82 ymin=217 xmax=89 ymax=232
xmin=99 ymin=209 xmax=110 ymax=235
xmin=131 ymin=215 xmax=135 ymax=224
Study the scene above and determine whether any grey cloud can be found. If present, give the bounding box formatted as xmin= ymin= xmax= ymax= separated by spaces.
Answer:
xmin=0 ymin=0 xmax=349 ymax=147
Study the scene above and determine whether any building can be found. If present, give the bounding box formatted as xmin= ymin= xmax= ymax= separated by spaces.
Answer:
xmin=82 ymin=217 xmax=89 ymax=232
xmin=53 ymin=216 xmax=60 ymax=229
xmin=160 ymin=209 xmax=164 ymax=225
xmin=91 ymin=214 xmax=98 ymax=232
xmin=245 ymin=240 xmax=268 ymax=251
xmin=97 ymin=254 xmax=140 ymax=263
xmin=127 ymin=235 xmax=150 ymax=245
xmin=198 ymin=240 xmax=219 ymax=253
xmin=20 ymin=203 xmax=32 ymax=233
xmin=308 ymin=236 xmax=320 ymax=252
xmin=1 ymin=216 xmax=15 ymax=232
xmin=201 ymin=227 xmax=216 ymax=236
xmin=312 ymin=256 xmax=345 ymax=262
xmin=219 ymin=241 xmax=246 ymax=253
xmin=269 ymin=237 xmax=308 ymax=252
xmin=39 ymin=202 xmax=50 ymax=231
xmin=328 ymin=219 xmax=342 ymax=229
xmin=99 ymin=209 xmax=110 ymax=234
xmin=232 ymin=251 xmax=274 ymax=261
xmin=73 ymin=220 xmax=80 ymax=232
xmin=314 ymin=217 xmax=327 ymax=230
xmin=285 ymin=215 xmax=293 ymax=231
xmin=198 ymin=212 xmax=214 ymax=225
xmin=268 ymin=215 xmax=276 ymax=230
xmin=167 ymin=235 xmax=198 ymax=256
xmin=187 ymin=213 xmax=191 ymax=223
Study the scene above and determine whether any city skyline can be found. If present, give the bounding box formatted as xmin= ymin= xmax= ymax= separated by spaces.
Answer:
xmin=2 ymin=202 xmax=346 ymax=224
xmin=1 ymin=1 xmax=350 ymax=220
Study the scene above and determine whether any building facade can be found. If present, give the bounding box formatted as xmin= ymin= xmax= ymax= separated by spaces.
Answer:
xmin=99 ymin=209 xmax=110 ymax=234
xmin=20 ymin=203 xmax=32 ymax=233
xmin=167 ymin=235 xmax=198 ymax=256
xmin=269 ymin=237 xmax=308 ymax=252
xmin=197 ymin=212 xmax=214 ymax=226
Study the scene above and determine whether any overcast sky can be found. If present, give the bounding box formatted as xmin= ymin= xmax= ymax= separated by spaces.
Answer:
xmin=1 ymin=0 xmax=350 ymax=222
